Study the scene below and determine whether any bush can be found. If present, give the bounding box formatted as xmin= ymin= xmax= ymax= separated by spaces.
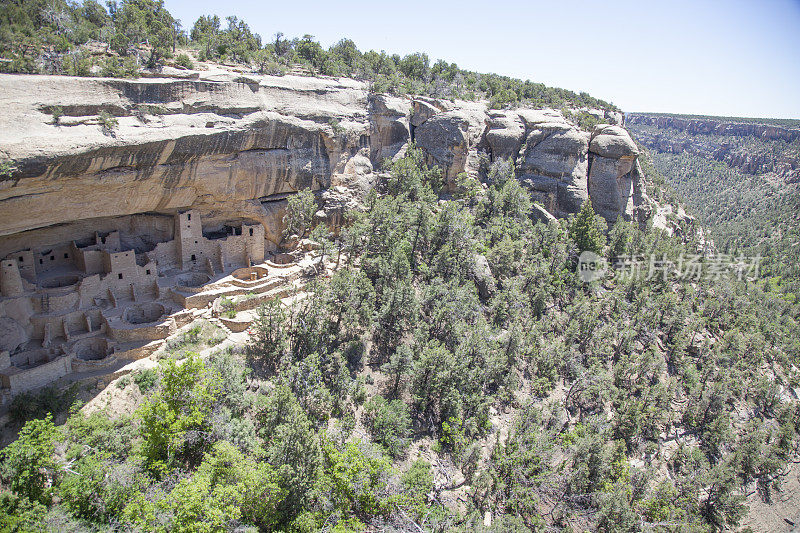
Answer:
xmin=123 ymin=441 xmax=284 ymax=531
xmin=362 ymin=396 xmax=412 ymax=457
xmin=283 ymin=188 xmax=317 ymax=240
xmin=208 ymin=348 xmax=252 ymax=415
xmin=0 ymin=416 xmax=59 ymax=503
xmin=62 ymin=51 xmax=93 ymax=77
xmin=51 ymin=106 xmax=63 ymax=125
xmin=58 ymin=452 xmax=143 ymax=521
xmin=175 ymin=53 xmax=194 ymax=69
xmin=0 ymin=160 xmax=18 ymax=180
xmin=401 ymin=459 xmax=433 ymax=508
xmin=569 ymin=199 xmax=606 ymax=254
xmin=137 ymin=355 xmax=221 ymax=474
xmin=438 ymin=416 xmax=468 ymax=456
xmin=320 ymin=439 xmax=394 ymax=518
xmin=100 ymin=56 xmax=138 ymax=78
xmin=97 ymin=111 xmax=118 ymax=136
xmin=247 ymin=300 xmax=288 ymax=375
xmin=8 ymin=384 xmax=79 ymax=425
xmin=0 ymin=493 xmax=47 ymax=531
xmin=132 ymin=368 xmax=158 ymax=393
xmin=328 ymin=119 xmax=345 ymax=135
xmin=220 ymin=296 xmax=237 ymax=319
xmin=164 ymin=321 xmax=225 ymax=358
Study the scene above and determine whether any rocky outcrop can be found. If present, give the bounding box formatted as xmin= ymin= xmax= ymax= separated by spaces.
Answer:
xmin=518 ymin=121 xmax=590 ymax=216
xmin=470 ymin=254 xmax=496 ymax=300
xmin=480 ymin=109 xmax=648 ymax=221
xmin=413 ymin=102 xmax=487 ymax=188
xmin=0 ymin=70 xmax=654 ymax=258
xmin=369 ymin=94 xmax=411 ymax=163
xmin=0 ymin=72 xmax=371 ymax=249
xmin=587 ymin=125 xmax=641 ymax=222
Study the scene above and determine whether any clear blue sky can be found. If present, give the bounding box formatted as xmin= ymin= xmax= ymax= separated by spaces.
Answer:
xmin=164 ymin=0 xmax=800 ymax=119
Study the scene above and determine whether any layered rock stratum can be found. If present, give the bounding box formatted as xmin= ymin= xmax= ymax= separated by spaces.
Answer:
xmin=0 ymin=69 xmax=651 ymax=257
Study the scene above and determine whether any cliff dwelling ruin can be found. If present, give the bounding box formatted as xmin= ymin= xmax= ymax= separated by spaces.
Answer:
xmin=0 ymin=209 xmax=310 ymax=401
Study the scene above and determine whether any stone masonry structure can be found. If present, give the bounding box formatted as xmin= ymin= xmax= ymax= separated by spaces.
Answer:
xmin=0 ymin=210 xmax=265 ymax=400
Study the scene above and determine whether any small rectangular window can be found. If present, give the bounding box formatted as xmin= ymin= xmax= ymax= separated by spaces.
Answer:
xmin=18 ymin=256 xmax=23 ymax=262
xmin=191 ymin=254 xmax=196 ymax=261
xmin=64 ymin=253 xmax=69 ymax=259
xmin=50 ymin=256 xmax=54 ymax=261
xmin=118 ymin=273 xmax=123 ymax=280
xmin=249 ymin=228 xmax=254 ymax=236
xmin=146 ymin=269 xmax=151 ymax=275
xmin=39 ymin=259 xmax=43 ymax=264
xmin=187 ymin=214 xmax=191 ymax=221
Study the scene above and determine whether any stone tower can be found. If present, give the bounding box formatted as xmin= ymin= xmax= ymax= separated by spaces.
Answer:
xmin=175 ymin=210 xmax=203 ymax=270
xmin=0 ymin=259 xmax=24 ymax=297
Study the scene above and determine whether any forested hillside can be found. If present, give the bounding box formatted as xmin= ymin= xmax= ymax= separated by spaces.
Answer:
xmin=2 ymin=148 xmax=799 ymax=532
xmin=627 ymin=114 xmax=800 ymax=303
xmin=0 ymin=0 xmax=618 ymax=111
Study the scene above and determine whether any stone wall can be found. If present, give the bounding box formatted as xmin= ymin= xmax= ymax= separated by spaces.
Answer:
xmin=0 ymin=208 xmax=263 ymax=393
xmin=0 ymin=353 xmax=72 ymax=395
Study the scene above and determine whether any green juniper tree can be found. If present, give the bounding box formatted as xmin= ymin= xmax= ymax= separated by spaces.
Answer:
xmin=569 ymin=199 xmax=606 ymax=254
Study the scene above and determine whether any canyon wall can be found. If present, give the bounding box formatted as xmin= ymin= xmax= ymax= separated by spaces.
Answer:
xmin=627 ymin=113 xmax=800 ymax=184
xmin=0 ymin=70 xmax=650 ymax=257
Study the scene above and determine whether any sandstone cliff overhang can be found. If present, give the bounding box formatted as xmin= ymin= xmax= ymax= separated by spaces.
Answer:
xmin=0 ymin=69 xmax=647 ymax=251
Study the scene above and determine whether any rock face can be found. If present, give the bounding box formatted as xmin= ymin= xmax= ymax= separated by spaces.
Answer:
xmin=414 ymin=102 xmax=487 ymax=188
xmin=627 ymin=114 xmax=800 ymax=142
xmin=587 ymin=125 xmax=641 ymax=222
xmin=482 ymin=109 xmax=649 ymax=221
xmin=0 ymin=70 xmax=652 ymax=259
xmin=0 ymin=73 xmax=368 ymax=246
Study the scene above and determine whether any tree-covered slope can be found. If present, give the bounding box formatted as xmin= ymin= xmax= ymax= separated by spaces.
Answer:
xmin=0 ymin=0 xmax=618 ymax=112
xmin=2 ymin=148 xmax=799 ymax=532
xmin=627 ymin=114 xmax=800 ymax=302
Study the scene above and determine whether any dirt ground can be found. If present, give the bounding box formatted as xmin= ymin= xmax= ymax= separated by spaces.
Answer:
xmin=742 ymin=461 xmax=800 ymax=532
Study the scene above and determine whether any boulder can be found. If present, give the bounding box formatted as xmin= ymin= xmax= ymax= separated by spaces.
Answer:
xmin=337 ymin=153 xmax=376 ymax=197
xmin=605 ymin=111 xmax=624 ymax=126
xmin=589 ymin=125 xmax=639 ymax=159
xmin=411 ymin=99 xmax=440 ymax=127
xmin=588 ymin=156 xmax=634 ymax=223
xmin=415 ymin=111 xmax=471 ymax=183
xmin=585 ymin=126 xmax=641 ymax=223
xmin=485 ymin=110 xmax=525 ymax=161
xmin=369 ymin=94 xmax=412 ymax=163
xmin=470 ymin=254 xmax=496 ymax=300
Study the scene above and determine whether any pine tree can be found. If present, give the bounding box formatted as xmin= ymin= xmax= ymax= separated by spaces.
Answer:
xmin=570 ymin=200 xmax=606 ymax=254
